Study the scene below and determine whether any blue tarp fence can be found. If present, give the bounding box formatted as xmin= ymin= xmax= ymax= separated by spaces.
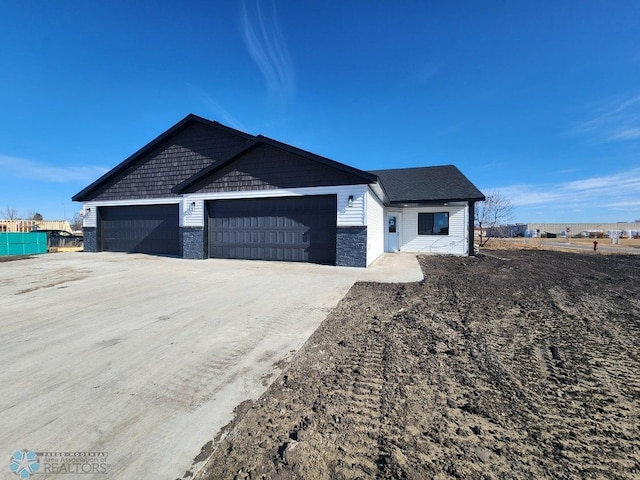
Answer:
xmin=0 ymin=232 xmax=48 ymax=256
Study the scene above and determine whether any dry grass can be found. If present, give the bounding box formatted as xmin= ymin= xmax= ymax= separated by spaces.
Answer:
xmin=50 ymin=246 xmax=84 ymax=253
xmin=478 ymin=237 xmax=640 ymax=253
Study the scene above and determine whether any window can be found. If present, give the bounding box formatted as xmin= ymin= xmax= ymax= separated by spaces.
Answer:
xmin=388 ymin=215 xmax=397 ymax=233
xmin=418 ymin=212 xmax=449 ymax=235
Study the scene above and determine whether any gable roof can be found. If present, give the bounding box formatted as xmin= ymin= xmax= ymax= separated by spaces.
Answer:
xmin=72 ymin=114 xmax=253 ymax=201
xmin=72 ymin=115 xmax=484 ymax=206
xmin=371 ymin=165 xmax=485 ymax=204
xmin=173 ymin=134 xmax=378 ymax=193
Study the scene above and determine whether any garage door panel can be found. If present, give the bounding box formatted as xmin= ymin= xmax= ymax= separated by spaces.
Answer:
xmin=207 ymin=196 xmax=336 ymax=265
xmin=99 ymin=205 xmax=179 ymax=255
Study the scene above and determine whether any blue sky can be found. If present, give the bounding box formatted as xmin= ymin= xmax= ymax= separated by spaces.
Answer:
xmin=1 ymin=1 xmax=639 ymax=223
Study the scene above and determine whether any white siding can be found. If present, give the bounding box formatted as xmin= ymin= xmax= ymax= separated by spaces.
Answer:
xmin=184 ymin=185 xmax=368 ymax=227
xmin=337 ymin=187 xmax=366 ymax=226
xmin=84 ymin=185 xmax=369 ymax=229
xmin=400 ymin=205 xmax=468 ymax=255
xmin=182 ymin=199 xmax=205 ymax=228
xmin=82 ymin=204 xmax=97 ymax=228
xmin=365 ymin=188 xmax=385 ymax=266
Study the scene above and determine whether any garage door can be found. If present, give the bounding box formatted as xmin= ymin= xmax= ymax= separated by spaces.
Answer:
xmin=207 ymin=196 xmax=337 ymax=265
xmin=98 ymin=205 xmax=179 ymax=255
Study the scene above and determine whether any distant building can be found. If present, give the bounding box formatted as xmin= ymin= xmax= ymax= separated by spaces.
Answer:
xmin=487 ymin=222 xmax=640 ymax=239
xmin=0 ymin=220 xmax=72 ymax=233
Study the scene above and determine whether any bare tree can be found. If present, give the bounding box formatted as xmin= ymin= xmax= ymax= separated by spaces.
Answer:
xmin=25 ymin=210 xmax=43 ymax=221
xmin=71 ymin=211 xmax=83 ymax=231
xmin=475 ymin=191 xmax=514 ymax=247
xmin=1 ymin=206 xmax=19 ymax=220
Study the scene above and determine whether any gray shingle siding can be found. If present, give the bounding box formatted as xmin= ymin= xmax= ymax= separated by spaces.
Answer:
xmin=187 ymin=144 xmax=372 ymax=193
xmin=87 ymin=123 xmax=250 ymax=201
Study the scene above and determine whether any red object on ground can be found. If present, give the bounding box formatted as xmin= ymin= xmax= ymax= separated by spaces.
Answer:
xmin=593 ymin=241 xmax=598 ymax=251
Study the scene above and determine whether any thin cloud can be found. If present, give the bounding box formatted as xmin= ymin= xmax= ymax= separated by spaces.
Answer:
xmin=240 ymin=0 xmax=295 ymax=103
xmin=604 ymin=200 xmax=640 ymax=208
xmin=487 ymin=167 xmax=640 ymax=221
xmin=497 ymin=186 xmax=564 ymax=207
xmin=573 ymin=94 xmax=640 ymax=142
xmin=563 ymin=168 xmax=640 ymax=191
xmin=609 ymin=127 xmax=640 ymax=141
xmin=0 ymin=154 xmax=108 ymax=183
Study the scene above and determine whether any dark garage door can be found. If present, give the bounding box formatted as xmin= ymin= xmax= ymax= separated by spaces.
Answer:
xmin=98 ymin=204 xmax=179 ymax=255
xmin=207 ymin=196 xmax=337 ymax=265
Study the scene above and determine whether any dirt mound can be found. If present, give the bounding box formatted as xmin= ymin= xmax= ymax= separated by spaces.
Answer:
xmin=195 ymin=251 xmax=640 ymax=480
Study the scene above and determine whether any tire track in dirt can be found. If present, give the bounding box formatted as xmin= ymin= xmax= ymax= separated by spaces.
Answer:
xmin=196 ymin=251 xmax=640 ymax=480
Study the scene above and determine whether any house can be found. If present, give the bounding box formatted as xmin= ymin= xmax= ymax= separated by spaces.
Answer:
xmin=72 ymin=114 xmax=484 ymax=267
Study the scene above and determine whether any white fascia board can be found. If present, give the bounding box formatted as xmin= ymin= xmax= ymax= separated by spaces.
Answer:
xmin=84 ymin=198 xmax=181 ymax=207
xmin=368 ymin=182 xmax=387 ymax=205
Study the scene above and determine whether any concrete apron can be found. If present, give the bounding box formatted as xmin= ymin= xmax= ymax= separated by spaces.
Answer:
xmin=0 ymin=251 xmax=423 ymax=480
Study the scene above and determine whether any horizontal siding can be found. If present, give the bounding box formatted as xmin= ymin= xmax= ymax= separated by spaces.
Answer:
xmin=366 ymin=189 xmax=384 ymax=265
xmin=182 ymin=199 xmax=205 ymax=228
xmin=84 ymin=185 xmax=368 ymax=229
xmin=184 ymin=185 xmax=366 ymax=227
xmin=401 ymin=206 xmax=467 ymax=255
xmin=338 ymin=189 xmax=365 ymax=226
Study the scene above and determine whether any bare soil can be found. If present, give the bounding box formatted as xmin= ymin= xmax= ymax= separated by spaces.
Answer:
xmin=195 ymin=250 xmax=640 ymax=480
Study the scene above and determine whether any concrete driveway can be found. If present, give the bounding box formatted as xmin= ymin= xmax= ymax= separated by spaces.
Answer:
xmin=0 ymin=253 xmax=366 ymax=479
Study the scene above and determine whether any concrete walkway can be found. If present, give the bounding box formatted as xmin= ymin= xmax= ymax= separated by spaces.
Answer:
xmin=358 ymin=252 xmax=424 ymax=283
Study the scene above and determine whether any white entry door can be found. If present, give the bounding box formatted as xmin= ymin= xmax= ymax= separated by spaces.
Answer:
xmin=386 ymin=213 xmax=401 ymax=252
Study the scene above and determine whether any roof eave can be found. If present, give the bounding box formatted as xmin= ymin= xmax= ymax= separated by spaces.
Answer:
xmin=389 ymin=196 xmax=486 ymax=205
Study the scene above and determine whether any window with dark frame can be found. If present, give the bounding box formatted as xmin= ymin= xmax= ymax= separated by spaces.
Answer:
xmin=418 ymin=212 xmax=449 ymax=235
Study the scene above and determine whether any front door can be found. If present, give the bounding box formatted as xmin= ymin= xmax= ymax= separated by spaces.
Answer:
xmin=386 ymin=213 xmax=400 ymax=252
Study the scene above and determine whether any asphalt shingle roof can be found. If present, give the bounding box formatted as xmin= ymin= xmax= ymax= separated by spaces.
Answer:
xmin=371 ymin=165 xmax=485 ymax=203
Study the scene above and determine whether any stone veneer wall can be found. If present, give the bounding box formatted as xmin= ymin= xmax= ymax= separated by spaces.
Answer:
xmin=336 ymin=226 xmax=367 ymax=267
xmin=83 ymin=227 xmax=97 ymax=252
xmin=181 ymin=227 xmax=205 ymax=259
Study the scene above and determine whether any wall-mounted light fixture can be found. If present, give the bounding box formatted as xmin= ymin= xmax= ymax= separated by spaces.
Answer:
xmin=86 ymin=207 xmax=91 ymax=213
xmin=190 ymin=201 xmax=196 ymax=207
xmin=348 ymin=195 xmax=354 ymax=207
